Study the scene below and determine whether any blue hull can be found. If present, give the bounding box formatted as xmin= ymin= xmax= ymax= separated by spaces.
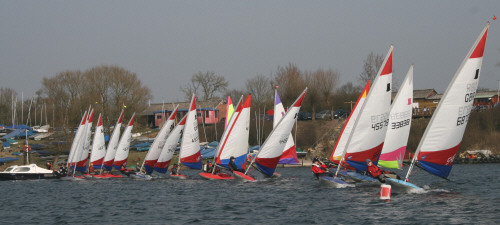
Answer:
xmin=385 ymin=178 xmax=423 ymax=192
xmin=319 ymin=176 xmax=355 ymax=188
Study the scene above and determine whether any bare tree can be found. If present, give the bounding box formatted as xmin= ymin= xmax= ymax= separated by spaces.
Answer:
xmin=40 ymin=65 xmax=152 ymax=128
xmin=182 ymin=71 xmax=228 ymax=101
xmin=272 ymin=63 xmax=306 ymax=105
xmin=332 ymin=81 xmax=362 ymax=110
xmin=224 ymin=88 xmax=247 ymax=105
xmin=358 ymin=52 xmax=383 ymax=84
xmin=245 ymin=74 xmax=273 ymax=110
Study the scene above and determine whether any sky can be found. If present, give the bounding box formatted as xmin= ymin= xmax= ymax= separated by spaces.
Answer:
xmin=1 ymin=1 xmax=499 ymax=103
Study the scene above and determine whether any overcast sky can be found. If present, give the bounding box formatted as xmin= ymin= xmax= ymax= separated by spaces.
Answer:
xmin=1 ymin=1 xmax=499 ymax=103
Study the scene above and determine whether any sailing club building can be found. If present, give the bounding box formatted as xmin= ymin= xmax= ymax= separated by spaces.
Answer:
xmin=139 ymin=99 xmax=227 ymax=128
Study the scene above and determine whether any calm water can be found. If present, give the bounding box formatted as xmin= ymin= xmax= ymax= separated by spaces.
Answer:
xmin=1 ymin=164 xmax=499 ymax=224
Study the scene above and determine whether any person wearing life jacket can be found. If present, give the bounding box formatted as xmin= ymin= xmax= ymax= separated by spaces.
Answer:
xmin=228 ymin=156 xmax=244 ymax=173
xmin=312 ymin=159 xmax=328 ymax=179
xmin=89 ymin=163 xmax=95 ymax=174
xmin=46 ymin=162 xmax=53 ymax=170
xmin=366 ymin=159 xmax=400 ymax=183
xmin=206 ymin=160 xmax=213 ymax=173
xmin=171 ymin=164 xmax=178 ymax=175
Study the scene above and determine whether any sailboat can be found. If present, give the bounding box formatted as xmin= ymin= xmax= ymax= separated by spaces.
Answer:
xmin=76 ymin=109 xmax=93 ymax=173
xmin=67 ymin=111 xmax=88 ymax=170
xmin=93 ymin=110 xmax=125 ymax=178
xmin=140 ymin=106 xmax=179 ymax=175
xmin=321 ymin=81 xmax=370 ymax=186
xmin=378 ymin=65 xmax=414 ymax=169
xmin=200 ymin=95 xmax=251 ymax=180
xmin=238 ymin=89 xmax=307 ymax=181
xmin=274 ymin=90 xmax=299 ymax=165
xmin=153 ymin=114 xmax=188 ymax=175
xmin=100 ymin=110 xmax=125 ymax=172
xmin=89 ymin=113 xmax=106 ymax=172
xmin=111 ymin=113 xmax=135 ymax=176
xmin=62 ymin=109 xmax=91 ymax=180
xmin=387 ymin=22 xmax=490 ymax=191
xmin=329 ymin=45 xmax=393 ymax=184
xmin=172 ymin=95 xmax=201 ymax=178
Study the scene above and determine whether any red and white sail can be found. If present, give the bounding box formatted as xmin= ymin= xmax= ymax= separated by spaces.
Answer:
xmin=250 ymin=88 xmax=307 ymax=177
xmin=379 ymin=65 xmax=414 ymax=169
xmin=154 ymin=114 xmax=188 ymax=174
xmin=329 ymin=81 xmax=370 ymax=163
xmin=67 ymin=111 xmax=88 ymax=167
xmin=216 ymin=95 xmax=251 ymax=170
xmin=343 ymin=45 xmax=393 ymax=171
xmin=90 ymin=113 xmax=106 ymax=169
xmin=76 ymin=109 xmax=93 ymax=171
xmin=179 ymin=95 xmax=202 ymax=169
xmin=407 ymin=23 xmax=490 ymax=179
xmin=112 ymin=113 xmax=135 ymax=170
xmin=214 ymin=96 xmax=243 ymax=159
xmin=274 ymin=90 xmax=299 ymax=164
xmin=102 ymin=109 xmax=124 ymax=171
xmin=143 ymin=106 xmax=179 ymax=174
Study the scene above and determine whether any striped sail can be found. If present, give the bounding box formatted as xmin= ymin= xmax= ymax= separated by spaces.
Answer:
xmin=76 ymin=109 xmax=93 ymax=171
xmin=67 ymin=111 xmax=87 ymax=167
xmin=216 ymin=95 xmax=251 ymax=170
xmin=274 ymin=90 xmax=299 ymax=164
xmin=102 ymin=109 xmax=124 ymax=171
xmin=378 ymin=66 xmax=414 ymax=169
xmin=112 ymin=113 xmax=135 ymax=170
xmin=225 ymin=96 xmax=234 ymax=129
xmin=90 ymin=114 xmax=106 ymax=169
xmin=413 ymin=23 xmax=489 ymax=179
xmin=329 ymin=81 xmax=370 ymax=163
xmin=251 ymin=89 xmax=307 ymax=177
xmin=154 ymin=114 xmax=187 ymax=174
xmin=179 ymin=95 xmax=202 ymax=169
xmin=143 ymin=106 xmax=179 ymax=174
xmin=343 ymin=46 xmax=393 ymax=172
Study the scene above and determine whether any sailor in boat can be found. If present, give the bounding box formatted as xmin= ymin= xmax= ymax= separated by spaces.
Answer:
xmin=312 ymin=159 xmax=330 ymax=179
xmin=89 ymin=163 xmax=95 ymax=174
xmin=203 ymin=160 xmax=213 ymax=173
xmin=46 ymin=162 xmax=53 ymax=170
xmin=171 ymin=164 xmax=178 ymax=175
xmin=135 ymin=162 xmax=141 ymax=172
xmin=228 ymin=156 xmax=244 ymax=173
xmin=55 ymin=163 xmax=67 ymax=177
xmin=366 ymin=159 xmax=400 ymax=183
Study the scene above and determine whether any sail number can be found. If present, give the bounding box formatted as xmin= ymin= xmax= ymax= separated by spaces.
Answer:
xmin=372 ymin=119 xmax=389 ymax=131
xmin=464 ymin=92 xmax=476 ymax=102
xmin=457 ymin=105 xmax=472 ymax=126
xmin=391 ymin=119 xmax=410 ymax=129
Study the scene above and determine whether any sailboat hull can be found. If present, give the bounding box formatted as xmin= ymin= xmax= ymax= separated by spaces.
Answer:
xmin=199 ymin=172 xmax=235 ymax=180
xmin=233 ymin=171 xmax=256 ymax=181
xmin=340 ymin=170 xmax=378 ymax=183
xmin=319 ymin=176 xmax=355 ymax=188
xmin=385 ymin=178 xmax=423 ymax=192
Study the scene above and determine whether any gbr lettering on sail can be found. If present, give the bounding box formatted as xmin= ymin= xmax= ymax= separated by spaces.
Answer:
xmin=457 ymin=81 xmax=478 ymax=126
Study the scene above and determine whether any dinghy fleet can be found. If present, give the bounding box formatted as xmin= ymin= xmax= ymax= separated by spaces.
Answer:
xmin=318 ymin=22 xmax=491 ymax=192
xmin=3 ymin=22 xmax=492 ymax=195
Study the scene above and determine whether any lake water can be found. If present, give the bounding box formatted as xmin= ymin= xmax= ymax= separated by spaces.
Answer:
xmin=0 ymin=164 xmax=499 ymax=224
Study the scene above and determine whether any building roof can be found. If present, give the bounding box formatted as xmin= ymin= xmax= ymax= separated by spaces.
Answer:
xmin=139 ymin=98 xmax=224 ymax=116
xmin=413 ymin=89 xmax=437 ymax=99
xmin=427 ymin=93 xmax=443 ymax=100
xmin=475 ymin=91 xmax=498 ymax=99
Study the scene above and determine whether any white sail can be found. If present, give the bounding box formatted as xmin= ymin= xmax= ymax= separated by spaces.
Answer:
xmin=407 ymin=23 xmax=490 ymax=179
xmin=102 ymin=109 xmax=125 ymax=171
xmin=76 ymin=109 xmax=93 ymax=171
xmin=379 ymin=66 xmax=414 ymax=169
xmin=142 ymin=106 xmax=179 ymax=174
xmin=67 ymin=111 xmax=87 ymax=166
xmin=90 ymin=113 xmax=106 ymax=169
xmin=250 ymin=88 xmax=307 ymax=177
xmin=179 ymin=95 xmax=201 ymax=169
xmin=329 ymin=81 xmax=370 ymax=162
xmin=216 ymin=95 xmax=251 ymax=169
xmin=112 ymin=113 xmax=135 ymax=169
xmin=154 ymin=114 xmax=188 ymax=173
xmin=343 ymin=45 xmax=393 ymax=171
xmin=214 ymin=96 xmax=243 ymax=160
xmin=274 ymin=90 xmax=298 ymax=164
